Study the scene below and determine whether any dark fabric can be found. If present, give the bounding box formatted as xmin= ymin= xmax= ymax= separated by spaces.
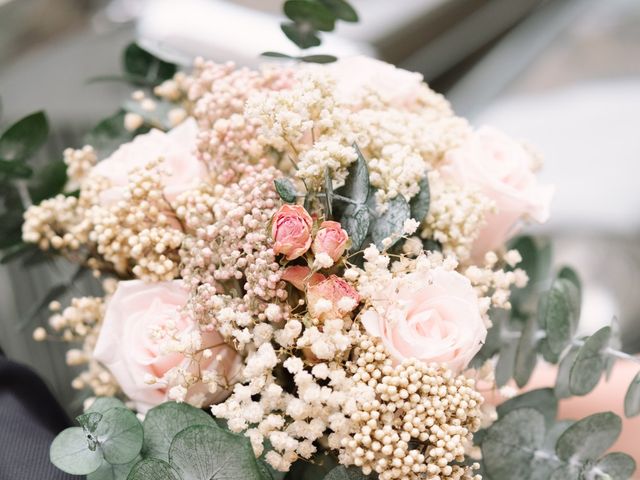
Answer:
xmin=0 ymin=355 xmax=82 ymax=480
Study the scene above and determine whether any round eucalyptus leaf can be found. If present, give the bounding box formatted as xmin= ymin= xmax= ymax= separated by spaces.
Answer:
xmin=556 ymin=411 xmax=621 ymax=462
xmin=96 ymin=407 xmax=144 ymax=465
xmin=89 ymin=456 xmax=141 ymax=480
xmin=143 ymin=402 xmax=216 ymax=461
xmin=169 ymin=425 xmax=262 ymax=480
xmin=569 ymin=326 xmax=611 ymax=396
xmin=590 ymin=452 xmax=637 ymax=480
xmin=284 ymin=0 xmax=336 ymax=31
xmin=280 ymin=22 xmax=322 ymax=50
xmin=87 ymin=397 xmax=127 ymax=415
xmin=540 ymin=281 xmax=573 ymax=355
xmin=77 ymin=412 xmax=104 ymax=433
xmin=542 ymin=420 xmax=574 ymax=451
xmin=496 ymin=388 xmax=558 ymax=428
xmin=482 ymin=408 xmax=546 ymax=480
xmin=624 ymin=369 xmax=640 ymax=418
xmin=554 ymin=347 xmax=579 ymax=398
xmin=318 ymin=0 xmax=358 ymax=22
xmin=50 ymin=427 xmax=103 ymax=475
xmin=324 ymin=465 xmax=371 ymax=479
xmin=514 ymin=314 xmax=539 ymax=388
xmin=127 ymin=458 xmax=181 ymax=480
xmin=549 ymin=464 xmax=581 ymax=480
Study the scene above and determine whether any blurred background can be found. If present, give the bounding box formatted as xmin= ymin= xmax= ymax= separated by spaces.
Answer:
xmin=1 ymin=0 xmax=639 ymax=412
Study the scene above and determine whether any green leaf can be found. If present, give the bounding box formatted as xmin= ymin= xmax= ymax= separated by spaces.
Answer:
xmin=284 ymin=1 xmax=336 ymax=31
xmin=589 ymin=452 xmax=637 ymax=480
xmin=300 ymin=54 xmax=337 ymax=64
xmin=557 ymin=265 xmax=581 ymax=311
xmin=0 ymin=158 xmax=33 ymax=178
xmin=624 ymin=370 xmax=640 ymax=417
xmin=127 ymin=458 xmax=181 ymax=480
xmin=549 ymin=464 xmax=581 ymax=480
xmin=540 ymin=280 xmax=575 ymax=355
xmin=569 ymin=326 xmax=611 ymax=396
xmin=274 ymin=178 xmax=298 ymax=203
xmin=89 ymin=456 xmax=141 ymax=480
xmin=280 ymin=22 xmax=322 ymax=49
xmin=496 ymin=389 xmax=558 ymax=428
xmin=87 ymin=397 xmax=128 ymax=415
xmin=554 ymin=346 xmax=579 ymax=398
xmin=96 ymin=407 xmax=144 ymax=465
xmin=514 ymin=314 xmax=539 ymax=388
xmin=409 ymin=174 xmax=430 ymax=222
xmin=323 ymin=168 xmax=333 ymax=218
xmin=262 ymin=51 xmax=296 ymax=59
xmin=77 ymin=412 xmax=104 ymax=433
xmin=542 ymin=420 xmax=574 ymax=451
xmin=123 ymin=99 xmax=174 ymax=131
xmin=556 ymin=412 xmax=621 ymax=462
xmin=28 ymin=159 xmax=68 ymax=203
xmin=318 ymin=0 xmax=358 ymax=22
xmin=0 ymin=111 xmax=49 ymax=162
xmin=337 ymin=144 xmax=369 ymax=204
xmin=84 ymin=110 xmax=136 ymax=159
xmin=509 ymin=236 xmax=552 ymax=311
xmin=341 ymin=204 xmax=370 ymax=251
xmin=482 ymin=408 xmax=546 ymax=480
xmin=323 ymin=465 xmax=371 ymax=479
xmin=169 ymin=425 xmax=262 ymax=480
xmin=495 ymin=336 xmax=518 ymax=388
xmin=50 ymin=426 xmax=103 ymax=475
xmin=143 ymin=402 xmax=216 ymax=461
xmin=370 ymin=195 xmax=410 ymax=250
xmin=0 ymin=242 xmax=34 ymax=264
xmin=123 ymin=43 xmax=177 ymax=86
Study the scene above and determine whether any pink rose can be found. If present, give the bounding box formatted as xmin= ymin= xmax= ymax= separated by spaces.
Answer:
xmin=362 ymin=267 xmax=486 ymax=373
xmin=442 ymin=127 xmax=554 ymax=261
xmin=328 ymin=56 xmax=425 ymax=110
xmin=307 ymin=275 xmax=360 ymax=319
xmin=91 ymin=118 xmax=206 ymax=207
xmin=271 ymin=204 xmax=313 ymax=260
xmin=94 ymin=280 xmax=242 ymax=413
xmin=312 ymin=221 xmax=349 ymax=262
xmin=281 ymin=265 xmax=325 ymax=291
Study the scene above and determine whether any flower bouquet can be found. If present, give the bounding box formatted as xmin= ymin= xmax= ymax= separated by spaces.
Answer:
xmin=1 ymin=2 xmax=639 ymax=479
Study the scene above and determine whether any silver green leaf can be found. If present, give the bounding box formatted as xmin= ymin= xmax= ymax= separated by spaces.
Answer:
xmin=0 ymin=111 xmax=49 ymax=162
xmin=555 ymin=411 xmax=621 ymax=462
xmin=169 ymin=425 xmax=263 ymax=480
xmin=370 ymin=195 xmax=410 ymax=250
xmin=127 ymin=458 xmax=181 ymax=480
xmin=549 ymin=464 xmax=581 ymax=480
xmin=96 ymin=407 xmax=144 ymax=465
xmin=554 ymin=346 xmax=579 ymax=398
xmin=77 ymin=412 xmax=103 ymax=434
xmin=324 ymin=465 xmax=371 ymax=479
xmin=409 ymin=175 xmax=430 ymax=222
xmin=89 ymin=456 xmax=141 ymax=480
xmin=569 ymin=326 xmax=611 ymax=396
xmin=624 ymin=370 xmax=640 ymax=418
xmin=514 ymin=314 xmax=539 ymax=388
xmin=495 ymin=336 xmax=518 ymax=388
xmin=338 ymin=144 xmax=369 ymax=204
xmin=540 ymin=280 xmax=574 ymax=355
xmin=482 ymin=408 xmax=546 ymax=480
xmin=143 ymin=402 xmax=217 ymax=461
xmin=341 ymin=204 xmax=370 ymax=251
xmin=496 ymin=389 xmax=558 ymax=429
xmin=50 ymin=427 xmax=103 ymax=475
xmin=87 ymin=397 xmax=128 ymax=415
xmin=589 ymin=452 xmax=637 ymax=480
xmin=274 ymin=178 xmax=298 ymax=203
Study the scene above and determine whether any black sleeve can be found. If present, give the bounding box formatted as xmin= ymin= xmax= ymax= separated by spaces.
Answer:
xmin=0 ymin=354 xmax=83 ymax=479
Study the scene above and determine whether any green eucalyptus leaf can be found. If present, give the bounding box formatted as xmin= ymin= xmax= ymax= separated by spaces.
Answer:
xmin=495 ymin=336 xmax=518 ymax=388
xmin=549 ymin=464 xmax=581 ymax=480
xmin=318 ymin=0 xmax=358 ymax=22
xmin=284 ymin=1 xmax=336 ymax=31
xmin=299 ymin=54 xmax=337 ymax=64
xmin=409 ymin=174 xmax=430 ymax=222
xmin=556 ymin=411 xmax=621 ymax=462
xmin=123 ymin=43 xmax=177 ymax=86
xmin=323 ymin=465 xmax=371 ymax=479
xmin=569 ymin=326 xmax=611 ymax=396
xmin=274 ymin=178 xmax=298 ymax=203
xmin=262 ymin=51 xmax=296 ymax=59
xmin=496 ymin=388 xmax=558 ymax=428
xmin=541 ymin=280 xmax=576 ymax=355
xmin=280 ymin=22 xmax=322 ymax=49
xmin=87 ymin=397 xmax=128 ymax=415
xmin=558 ymin=266 xmax=581 ymax=309
xmin=470 ymin=308 xmax=506 ymax=367
xmin=624 ymin=370 xmax=640 ymax=418
xmin=96 ymin=407 xmax=144 ymax=465
xmin=127 ymin=458 xmax=181 ymax=480
xmin=542 ymin=420 xmax=574 ymax=451
xmin=341 ymin=204 xmax=370 ymax=251
xmin=169 ymin=425 xmax=262 ymax=480
xmin=590 ymin=452 xmax=637 ymax=480
xmin=554 ymin=346 xmax=579 ymax=398
xmin=482 ymin=408 xmax=546 ymax=480
xmin=509 ymin=236 xmax=552 ymax=311
xmin=50 ymin=426 xmax=103 ymax=475
xmin=514 ymin=314 xmax=539 ymax=388
xmin=143 ymin=402 xmax=216 ymax=461
xmin=337 ymin=144 xmax=369 ymax=204
xmin=77 ymin=412 xmax=104 ymax=433
xmin=89 ymin=456 xmax=141 ymax=480
xmin=370 ymin=195 xmax=410 ymax=250
xmin=0 ymin=111 xmax=49 ymax=162
xmin=28 ymin=159 xmax=67 ymax=203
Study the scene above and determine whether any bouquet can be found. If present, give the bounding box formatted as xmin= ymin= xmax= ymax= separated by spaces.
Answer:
xmin=1 ymin=3 xmax=638 ymax=479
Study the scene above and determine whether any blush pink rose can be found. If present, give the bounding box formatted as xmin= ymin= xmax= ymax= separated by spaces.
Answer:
xmin=281 ymin=265 xmax=325 ymax=291
xmin=91 ymin=118 xmax=206 ymax=207
xmin=307 ymin=275 xmax=360 ymax=319
xmin=271 ymin=204 xmax=313 ymax=260
xmin=442 ymin=127 xmax=554 ymax=261
xmin=93 ymin=280 xmax=242 ymax=413
xmin=312 ymin=221 xmax=349 ymax=262
xmin=328 ymin=56 xmax=425 ymax=110
xmin=362 ymin=267 xmax=486 ymax=373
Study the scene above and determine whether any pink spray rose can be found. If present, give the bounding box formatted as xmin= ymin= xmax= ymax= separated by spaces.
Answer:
xmin=312 ymin=221 xmax=349 ymax=263
xmin=362 ymin=267 xmax=486 ymax=373
xmin=307 ymin=275 xmax=360 ymax=320
xmin=281 ymin=265 xmax=325 ymax=291
xmin=442 ymin=127 xmax=554 ymax=261
xmin=91 ymin=118 xmax=206 ymax=207
xmin=271 ymin=204 xmax=313 ymax=260
xmin=94 ymin=280 xmax=242 ymax=413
